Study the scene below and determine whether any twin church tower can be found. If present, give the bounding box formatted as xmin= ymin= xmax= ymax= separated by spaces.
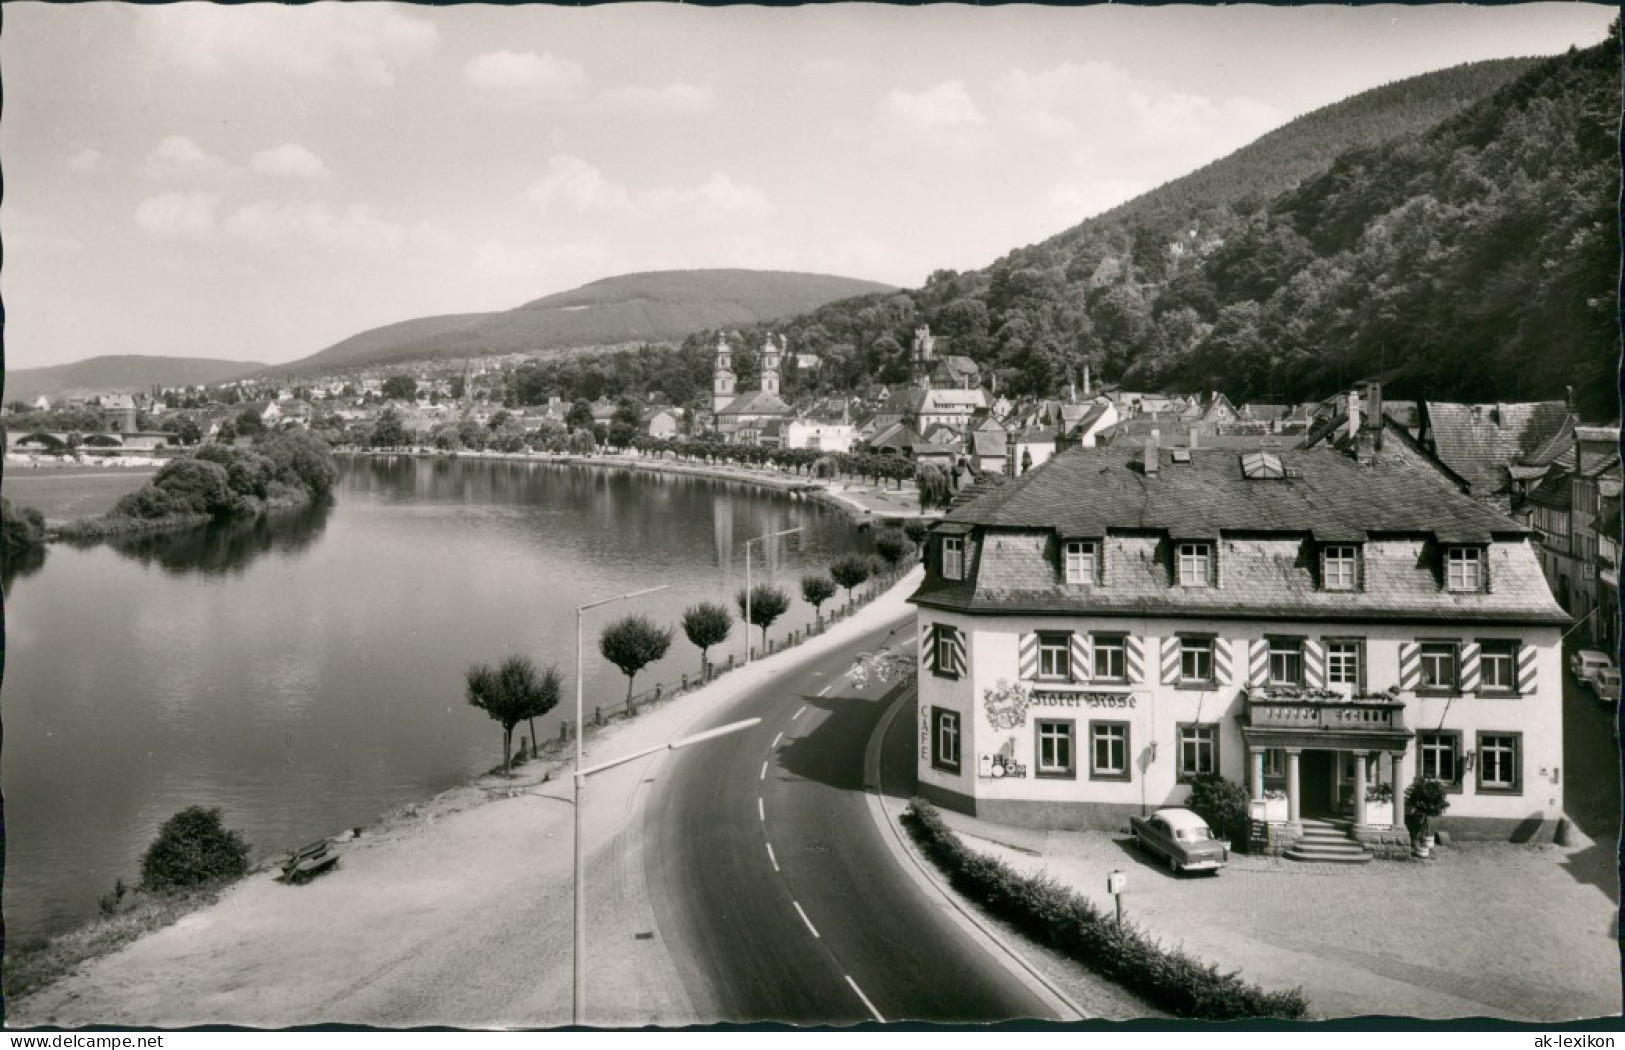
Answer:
xmin=712 ymin=332 xmax=785 ymax=413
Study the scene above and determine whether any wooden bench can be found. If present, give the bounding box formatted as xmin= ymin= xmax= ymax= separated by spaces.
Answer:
xmin=280 ymin=839 xmax=339 ymax=884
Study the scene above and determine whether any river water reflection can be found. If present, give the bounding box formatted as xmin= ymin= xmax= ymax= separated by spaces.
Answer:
xmin=2 ymin=456 xmax=873 ymax=940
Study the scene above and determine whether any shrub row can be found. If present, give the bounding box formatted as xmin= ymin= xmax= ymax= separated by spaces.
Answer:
xmin=900 ymin=798 xmax=1308 ymax=1021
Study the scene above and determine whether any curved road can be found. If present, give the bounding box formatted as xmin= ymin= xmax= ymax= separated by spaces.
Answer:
xmin=645 ymin=612 xmax=1057 ymax=1025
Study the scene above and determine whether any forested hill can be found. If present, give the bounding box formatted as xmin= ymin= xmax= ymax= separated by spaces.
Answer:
xmin=265 ymin=269 xmax=894 ymax=376
xmin=5 ymin=355 xmax=264 ymax=404
xmin=692 ymin=36 xmax=1616 ymax=417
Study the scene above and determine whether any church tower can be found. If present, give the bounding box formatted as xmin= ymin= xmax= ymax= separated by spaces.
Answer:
xmin=911 ymin=325 xmax=935 ymax=390
xmin=760 ymin=333 xmax=782 ymax=397
xmin=712 ymin=333 xmax=736 ymax=413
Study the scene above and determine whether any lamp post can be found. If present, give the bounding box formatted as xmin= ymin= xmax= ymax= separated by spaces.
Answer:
xmin=573 ymin=583 xmax=668 ymax=1026
xmin=743 ymin=526 xmax=802 ymax=664
xmin=573 ymin=716 xmax=760 ymax=1025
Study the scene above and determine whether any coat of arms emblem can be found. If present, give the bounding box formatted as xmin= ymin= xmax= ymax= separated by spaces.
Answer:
xmin=982 ymin=678 xmax=1030 ymax=729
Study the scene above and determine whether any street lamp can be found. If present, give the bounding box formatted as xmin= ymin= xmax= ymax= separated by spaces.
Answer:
xmin=573 ymin=583 xmax=668 ymax=1025
xmin=573 ymin=716 xmax=761 ymax=1025
xmin=742 ymin=526 xmax=802 ymax=664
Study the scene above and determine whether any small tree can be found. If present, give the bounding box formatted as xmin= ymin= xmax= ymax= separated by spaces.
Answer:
xmin=140 ymin=806 xmax=251 ymax=892
xmin=1405 ymin=777 xmax=1451 ymax=843
xmin=1185 ymin=773 xmax=1250 ymax=845
xmin=599 ymin=614 xmax=673 ymax=713
xmin=916 ymin=464 xmax=953 ymax=511
xmin=873 ymin=527 xmax=913 ymax=571
xmin=682 ymin=602 xmax=733 ymax=674
xmin=830 ymin=553 xmax=871 ymax=600
xmin=466 ymin=659 xmax=535 ymax=775
xmin=800 ymin=574 xmax=837 ymax=622
xmin=735 ymin=583 xmax=791 ymax=652
xmin=497 ymin=655 xmax=562 ymax=760
xmin=381 ymin=374 xmax=418 ymax=401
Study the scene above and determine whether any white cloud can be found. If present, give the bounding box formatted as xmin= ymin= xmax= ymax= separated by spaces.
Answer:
xmin=67 ymin=148 xmax=105 ymax=173
xmin=222 ymin=201 xmax=410 ymax=252
xmin=464 ymin=51 xmax=586 ymax=103
xmin=1000 ymin=62 xmax=1281 ymax=154
xmin=884 ymin=81 xmax=983 ymax=129
xmin=140 ymin=136 xmax=235 ymax=180
xmin=524 ymin=156 xmax=771 ymax=227
xmin=142 ymin=4 xmax=438 ymax=87
xmin=134 ymin=191 xmax=221 ymax=240
xmin=600 ymin=82 xmax=716 ymax=116
xmin=249 ymin=144 xmax=333 ymax=180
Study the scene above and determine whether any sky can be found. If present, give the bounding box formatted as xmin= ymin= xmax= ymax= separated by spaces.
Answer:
xmin=2 ymin=2 xmax=1616 ymax=371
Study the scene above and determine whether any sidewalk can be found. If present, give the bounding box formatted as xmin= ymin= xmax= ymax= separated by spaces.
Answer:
xmin=929 ymin=797 xmax=1620 ymax=1021
xmin=9 ymin=571 xmax=924 ymax=1029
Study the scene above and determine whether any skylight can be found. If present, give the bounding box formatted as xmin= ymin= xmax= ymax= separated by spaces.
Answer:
xmin=1241 ymin=451 xmax=1285 ymax=479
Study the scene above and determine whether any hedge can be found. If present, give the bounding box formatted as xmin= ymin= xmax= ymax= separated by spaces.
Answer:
xmin=901 ymin=798 xmax=1307 ymax=1021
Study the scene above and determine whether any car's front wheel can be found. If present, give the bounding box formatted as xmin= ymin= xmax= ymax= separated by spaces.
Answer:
xmin=1166 ymin=853 xmax=1179 ymax=875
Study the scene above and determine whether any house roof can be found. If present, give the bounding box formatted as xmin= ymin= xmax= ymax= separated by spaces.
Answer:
xmin=915 ymin=446 xmax=1563 ymax=625
xmin=718 ymin=390 xmax=792 ymax=418
xmin=869 ymin=422 xmax=923 ymax=450
xmin=1423 ymin=401 xmax=1570 ymax=496
xmin=941 ymin=445 xmax=1530 ymax=544
xmin=970 ymin=430 xmax=1007 ymax=458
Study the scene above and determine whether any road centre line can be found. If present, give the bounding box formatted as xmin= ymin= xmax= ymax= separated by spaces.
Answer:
xmin=759 ymin=761 xmax=768 ymax=780
xmin=818 ymin=684 xmax=833 ymax=696
xmin=772 ymin=732 xmax=783 ymax=748
xmin=758 ymin=797 xmax=765 ymax=822
xmin=766 ymin=843 xmax=779 ymax=872
xmin=845 ymin=976 xmax=885 ymax=1023
xmin=793 ymin=705 xmax=808 ymax=719
xmin=792 ymin=901 xmax=821 ymax=939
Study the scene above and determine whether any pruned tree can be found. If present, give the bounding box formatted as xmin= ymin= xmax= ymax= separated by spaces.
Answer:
xmin=681 ymin=602 xmax=733 ymax=674
xmin=736 ymin=583 xmax=791 ymax=652
xmin=466 ymin=658 xmax=539 ymax=775
xmin=873 ymin=527 xmax=913 ymax=570
xmin=830 ymin=553 xmax=871 ymax=599
xmin=499 ymin=655 xmax=562 ymax=760
xmin=599 ymin=614 xmax=673 ymax=713
xmin=800 ymin=574 xmax=837 ymax=622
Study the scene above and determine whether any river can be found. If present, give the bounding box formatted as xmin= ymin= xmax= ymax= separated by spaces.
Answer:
xmin=1 ymin=456 xmax=874 ymax=941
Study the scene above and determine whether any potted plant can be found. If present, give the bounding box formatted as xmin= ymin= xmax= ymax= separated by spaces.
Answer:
xmin=1405 ymin=777 xmax=1450 ymax=857
xmin=1364 ymin=781 xmax=1394 ymax=828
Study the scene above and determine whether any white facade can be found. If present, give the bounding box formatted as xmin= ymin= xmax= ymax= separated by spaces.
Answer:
xmin=786 ymin=419 xmax=854 ymax=454
xmin=915 ymin=607 xmax=1564 ymax=837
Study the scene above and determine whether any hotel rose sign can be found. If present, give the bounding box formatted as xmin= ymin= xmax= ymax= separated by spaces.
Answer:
xmin=909 ymin=444 xmax=1568 ymax=856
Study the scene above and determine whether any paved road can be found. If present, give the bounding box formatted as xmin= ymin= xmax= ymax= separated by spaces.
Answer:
xmin=645 ymin=613 xmax=1057 ymax=1025
xmin=1560 ymin=661 xmax=1620 ymax=843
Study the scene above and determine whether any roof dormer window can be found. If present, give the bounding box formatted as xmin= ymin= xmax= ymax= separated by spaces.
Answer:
xmin=1176 ymin=542 xmax=1211 ymax=587
xmin=1445 ymin=546 xmax=1483 ymax=592
xmin=1322 ymin=545 xmax=1358 ymax=591
xmin=942 ymin=535 xmax=965 ymax=581
xmin=1063 ymin=540 xmax=1096 ymax=584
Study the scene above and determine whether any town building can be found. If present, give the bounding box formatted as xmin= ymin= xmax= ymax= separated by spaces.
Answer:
xmin=1523 ymin=424 xmax=1620 ymax=653
xmin=713 ymin=333 xmax=793 ymax=442
xmin=911 ymin=436 xmax=1568 ymax=857
xmin=1416 ymin=400 xmax=1571 ymax=510
xmin=785 ymin=406 xmax=855 ymax=454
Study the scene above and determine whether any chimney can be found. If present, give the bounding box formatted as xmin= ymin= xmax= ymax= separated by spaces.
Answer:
xmin=1068 ymin=380 xmax=1077 ymax=404
xmin=1189 ymin=429 xmax=1199 ymax=450
xmin=1143 ymin=436 xmax=1159 ymax=477
xmin=1346 ymin=390 xmax=1360 ymax=443
xmin=1082 ymin=363 xmax=1092 ymax=398
xmin=1364 ymin=381 xmax=1384 ymax=450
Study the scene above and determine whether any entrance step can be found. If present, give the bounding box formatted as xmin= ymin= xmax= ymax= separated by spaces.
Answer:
xmin=1285 ymin=817 xmax=1372 ymax=864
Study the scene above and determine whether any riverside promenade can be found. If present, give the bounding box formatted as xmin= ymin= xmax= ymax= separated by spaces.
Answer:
xmin=8 ymin=572 xmax=926 ymax=1029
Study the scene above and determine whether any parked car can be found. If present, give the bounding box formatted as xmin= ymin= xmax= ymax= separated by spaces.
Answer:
xmin=1128 ymin=807 xmax=1228 ymax=875
xmin=1570 ymin=650 xmax=1615 ymax=686
xmin=1589 ymin=667 xmax=1620 ymax=706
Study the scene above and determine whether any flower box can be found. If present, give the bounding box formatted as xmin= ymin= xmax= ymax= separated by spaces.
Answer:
xmin=1364 ymin=799 xmax=1394 ymax=828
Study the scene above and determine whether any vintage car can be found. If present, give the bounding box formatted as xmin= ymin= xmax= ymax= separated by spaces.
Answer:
xmin=1129 ymin=807 xmax=1229 ymax=875
xmin=1570 ymin=650 xmax=1615 ymax=686
xmin=1589 ymin=667 xmax=1620 ymax=706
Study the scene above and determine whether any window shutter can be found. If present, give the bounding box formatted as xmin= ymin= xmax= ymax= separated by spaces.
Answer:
xmin=1516 ymin=643 xmax=1537 ymax=694
xmin=1303 ymin=639 xmax=1325 ymax=689
xmin=1213 ymin=638 xmax=1232 ymax=685
xmin=1070 ymin=633 xmax=1092 ymax=682
xmin=950 ymin=629 xmax=968 ymax=678
xmin=1018 ymin=632 xmax=1038 ymax=680
xmin=1161 ymin=636 xmax=1181 ymax=685
xmin=1125 ymin=635 xmax=1145 ymax=684
xmin=1248 ymin=639 xmax=1269 ymax=687
xmin=1399 ymin=641 xmax=1421 ymax=691
xmin=1459 ymin=642 xmax=1481 ymax=693
xmin=920 ymin=622 xmax=936 ymax=674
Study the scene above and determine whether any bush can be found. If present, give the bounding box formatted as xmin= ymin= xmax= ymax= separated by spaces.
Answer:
xmin=901 ymin=799 xmax=1306 ymax=1020
xmin=830 ymin=553 xmax=871 ymax=597
xmin=872 ymin=527 xmax=913 ymax=568
xmin=1185 ymin=774 xmax=1251 ymax=844
xmin=140 ymin=806 xmax=252 ymax=892
xmin=1 ymin=497 xmax=47 ymax=554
